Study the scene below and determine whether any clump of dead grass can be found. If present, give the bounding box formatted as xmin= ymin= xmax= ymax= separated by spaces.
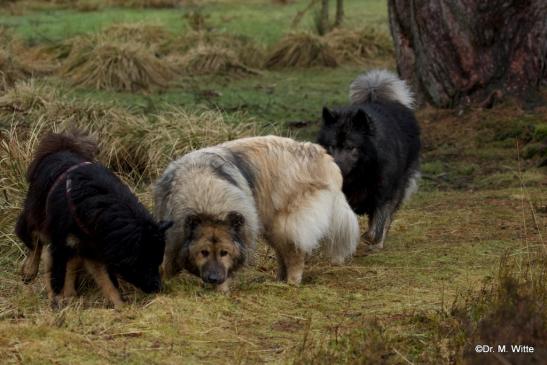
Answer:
xmin=173 ymin=32 xmax=264 ymax=68
xmin=0 ymin=80 xmax=56 ymax=121
xmin=264 ymin=32 xmax=338 ymax=69
xmin=7 ymin=39 xmax=71 ymax=75
xmin=172 ymin=45 xmax=260 ymax=76
xmin=0 ymin=49 xmax=28 ymax=91
xmin=101 ymin=23 xmax=174 ymax=55
xmin=451 ymin=251 xmax=547 ymax=363
xmin=58 ymin=37 xmax=176 ymax=92
xmin=0 ymin=83 xmax=259 ymax=181
xmin=292 ymin=320 xmax=397 ymax=364
xmin=325 ymin=27 xmax=393 ymax=64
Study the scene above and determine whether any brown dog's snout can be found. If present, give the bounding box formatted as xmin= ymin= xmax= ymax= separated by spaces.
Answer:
xmin=201 ymin=262 xmax=226 ymax=285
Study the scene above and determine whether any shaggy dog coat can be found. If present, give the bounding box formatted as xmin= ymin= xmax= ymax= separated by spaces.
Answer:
xmin=16 ymin=131 xmax=171 ymax=307
xmin=317 ymin=69 xmax=421 ymax=249
xmin=155 ymin=135 xmax=359 ymax=288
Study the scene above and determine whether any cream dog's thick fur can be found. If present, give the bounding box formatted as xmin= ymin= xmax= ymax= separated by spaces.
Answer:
xmin=155 ymin=136 xmax=359 ymax=288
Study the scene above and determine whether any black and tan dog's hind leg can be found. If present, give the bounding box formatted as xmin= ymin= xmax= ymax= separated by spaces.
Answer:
xmin=15 ymin=215 xmax=45 ymax=284
xmin=21 ymin=238 xmax=43 ymax=284
xmin=83 ymin=260 xmax=124 ymax=307
xmin=63 ymin=256 xmax=83 ymax=298
xmin=44 ymin=244 xmax=69 ymax=309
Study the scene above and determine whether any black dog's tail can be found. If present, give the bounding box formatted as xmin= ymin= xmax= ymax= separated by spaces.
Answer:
xmin=27 ymin=130 xmax=99 ymax=181
xmin=349 ymin=69 xmax=414 ymax=110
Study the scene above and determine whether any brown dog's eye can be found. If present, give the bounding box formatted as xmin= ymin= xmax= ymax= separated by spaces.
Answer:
xmin=201 ymin=250 xmax=210 ymax=257
xmin=219 ymin=250 xmax=228 ymax=257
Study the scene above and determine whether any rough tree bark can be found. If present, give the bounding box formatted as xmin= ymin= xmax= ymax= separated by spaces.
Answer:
xmin=388 ymin=0 xmax=547 ymax=108
xmin=318 ymin=0 xmax=330 ymax=35
xmin=335 ymin=0 xmax=344 ymax=27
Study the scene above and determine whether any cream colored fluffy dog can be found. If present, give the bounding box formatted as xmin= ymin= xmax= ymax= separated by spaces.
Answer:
xmin=154 ymin=135 xmax=359 ymax=291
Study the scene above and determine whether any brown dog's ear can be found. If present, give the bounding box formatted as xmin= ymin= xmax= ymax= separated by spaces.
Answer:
xmin=226 ymin=211 xmax=245 ymax=231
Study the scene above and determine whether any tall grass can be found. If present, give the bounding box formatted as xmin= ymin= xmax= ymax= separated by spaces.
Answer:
xmin=0 ymin=80 xmax=260 ymax=183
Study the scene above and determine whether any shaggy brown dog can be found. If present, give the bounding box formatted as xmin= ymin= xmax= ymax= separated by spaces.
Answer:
xmin=155 ymin=135 xmax=359 ymax=292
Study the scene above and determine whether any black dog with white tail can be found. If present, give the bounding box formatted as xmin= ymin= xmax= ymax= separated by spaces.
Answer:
xmin=317 ymin=69 xmax=421 ymax=249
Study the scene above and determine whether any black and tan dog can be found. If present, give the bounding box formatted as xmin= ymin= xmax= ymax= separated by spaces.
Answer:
xmin=16 ymin=131 xmax=172 ymax=307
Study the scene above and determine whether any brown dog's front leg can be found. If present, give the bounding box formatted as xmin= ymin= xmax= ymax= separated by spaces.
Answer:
xmin=84 ymin=260 xmax=124 ymax=307
xmin=216 ymin=277 xmax=232 ymax=293
xmin=284 ymin=248 xmax=306 ymax=285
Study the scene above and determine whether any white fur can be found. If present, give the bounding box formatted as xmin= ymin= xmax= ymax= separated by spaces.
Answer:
xmin=350 ymin=69 xmax=415 ymax=109
xmin=325 ymin=191 xmax=360 ymax=263
xmin=403 ymin=170 xmax=421 ymax=203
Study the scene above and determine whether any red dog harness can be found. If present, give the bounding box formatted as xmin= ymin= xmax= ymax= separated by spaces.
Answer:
xmin=46 ymin=161 xmax=93 ymax=235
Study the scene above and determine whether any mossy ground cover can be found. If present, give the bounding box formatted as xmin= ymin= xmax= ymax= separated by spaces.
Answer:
xmin=0 ymin=1 xmax=545 ymax=364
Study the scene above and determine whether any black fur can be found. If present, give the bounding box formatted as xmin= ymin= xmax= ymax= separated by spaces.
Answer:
xmin=317 ymin=101 xmax=420 ymax=244
xmin=226 ymin=150 xmax=256 ymax=191
xmin=212 ymin=164 xmax=240 ymax=188
xmin=16 ymin=131 xmax=172 ymax=297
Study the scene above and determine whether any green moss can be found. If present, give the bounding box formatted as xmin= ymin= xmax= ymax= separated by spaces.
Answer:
xmin=533 ymin=123 xmax=547 ymax=141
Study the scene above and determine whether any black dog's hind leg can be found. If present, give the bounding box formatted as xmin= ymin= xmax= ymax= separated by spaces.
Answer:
xmin=16 ymin=214 xmax=45 ymax=283
xmin=365 ymin=203 xmax=396 ymax=250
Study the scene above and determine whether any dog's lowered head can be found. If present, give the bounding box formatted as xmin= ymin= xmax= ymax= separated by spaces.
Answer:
xmin=182 ymin=212 xmax=247 ymax=286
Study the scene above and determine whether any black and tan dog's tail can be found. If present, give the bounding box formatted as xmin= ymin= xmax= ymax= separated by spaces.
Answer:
xmin=349 ymin=69 xmax=414 ymax=110
xmin=27 ymin=130 xmax=98 ymax=181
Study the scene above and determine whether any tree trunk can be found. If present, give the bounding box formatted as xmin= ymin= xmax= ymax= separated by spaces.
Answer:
xmin=335 ymin=0 xmax=344 ymax=27
xmin=318 ymin=0 xmax=330 ymax=35
xmin=388 ymin=0 xmax=547 ymax=108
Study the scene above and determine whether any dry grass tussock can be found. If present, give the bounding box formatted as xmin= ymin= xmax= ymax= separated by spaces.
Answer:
xmin=0 ymin=80 xmax=56 ymax=117
xmin=325 ymin=27 xmax=394 ymax=64
xmin=173 ymin=31 xmax=264 ymax=68
xmin=101 ymin=23 xmax=174 ymax=55
xmin=458 ymin=253 xmax=546 ymax=360
xmin=0 ymin=82 xmax=259 ymax=181
xmin=172 ymin=45 xmax=260 ymax=76
xmin=264 ymin=32 xmax=338 ymax=68
xmin=58 ymin=36 xmax=176 ymax=92
xmin=0 ymin=49 xmax=28 ymax=91
xmin=8 ymin=40 xmax=71 ymax=75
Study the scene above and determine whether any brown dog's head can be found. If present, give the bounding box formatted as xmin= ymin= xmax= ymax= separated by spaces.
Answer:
xmin=181 ymin=212 xmax=246 ymax=285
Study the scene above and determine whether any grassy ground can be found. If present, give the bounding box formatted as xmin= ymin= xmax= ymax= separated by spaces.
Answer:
xmin=0 ymin=0 xmax=546 ymax=364
xmin=0 ymin=0 xmax=387 ymax=45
